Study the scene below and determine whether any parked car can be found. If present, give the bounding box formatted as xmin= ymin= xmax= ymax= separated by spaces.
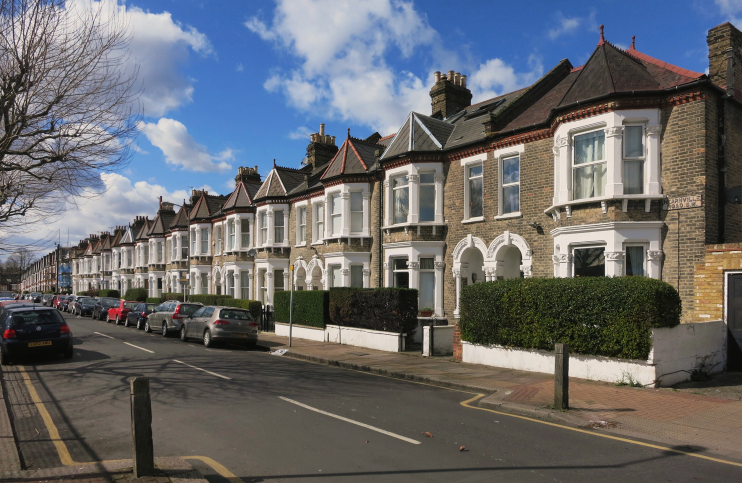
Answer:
xmin=179 ymin=305 xmax=258 ymax=348
xmin=0 ymin=306 xmax=73 ymax=364
xmin=126 ymin=303 xmax=157 ymax=330
xmin=0 ymin=301 xmax=37 ymax=322
xmin=29 ymin=293 xmax=43 ymax=303
xmin=108 ymin=300 xmax=139 ymax=325
xmin=93 ymin=298 xmax=120 ymax=321
xmin=145 ymin=300 xmax=202 ymax=336
xmin=42 ymin=294 xmax=54 ymax=306
xmin=72 ymin=297 xmax=96 ymax=316
xmin=64 ymin=295 xmax=80 ymax=312
xmin=53 ymin=296 xmax=67 ymax=310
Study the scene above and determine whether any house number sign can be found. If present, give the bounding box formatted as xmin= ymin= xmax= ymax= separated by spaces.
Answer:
xmin=668 ymin=195 xmax=702 ymax=210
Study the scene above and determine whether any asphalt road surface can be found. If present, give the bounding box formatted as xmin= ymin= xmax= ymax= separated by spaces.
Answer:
xmin=2 ymin=312 xmax=742 ymax=482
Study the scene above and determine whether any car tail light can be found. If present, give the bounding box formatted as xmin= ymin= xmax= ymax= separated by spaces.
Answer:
xmin=172 ymin=314 xmax=182 ymax=320
xmin=60 ymin=325 xmax=70 ymax=334
xmin=3 ymin=329 xmax=16 ymax=339
xmin=249 ymin=322 xmax=258 ymax=327
xmin=213 ymin=319 xmax=230 ymax=326
xmin=142 ymin=312 xmax=147 ymax=317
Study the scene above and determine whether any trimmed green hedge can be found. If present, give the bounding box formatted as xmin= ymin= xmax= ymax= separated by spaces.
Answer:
xmin=459 ymin=277 xmax=682 ymax=361
xmin=146 ymin=297 xmax=161 ymax=304
xmin=189 ymin=294 xmax=233 ymax=306
xmin=329 ymin=288 xmax=418 ymax=336
xmin=274 ymin=291 xmax=328 ymax=328
xmin=99 ymin=289 xmax=120 ymax=298
xmin=124 ymin=288 xmax=148 ymax=302
xmin=161 ymin=292 xmax=184 ymax=302
xmin=216 ymin=298 xmax=263 ymax=321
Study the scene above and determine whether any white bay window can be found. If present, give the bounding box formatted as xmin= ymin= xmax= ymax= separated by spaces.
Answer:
xmin=384 ymin=164 xmax=444 ymax=227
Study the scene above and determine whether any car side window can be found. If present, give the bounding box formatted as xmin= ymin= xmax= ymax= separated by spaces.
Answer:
xmin=203 ymin=307 xmax=215 ymax=318
xmin=191 ymin=307 xmax=206 ymax=318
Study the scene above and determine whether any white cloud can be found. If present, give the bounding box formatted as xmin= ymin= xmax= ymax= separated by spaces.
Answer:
xmin=470 ymin=55 xmax=544 ymax=103
xmin=68 ymin=0 xmax=213 ymax=117
xmin=247 ymin=0 xmax=541 ymax=134
xmin=715 ymin=0 xmax=742 ymax=24
xmin=138 ymin=118 xmax=232 ymax=172
xmin=547 ymin=11 xmax=598 ymax=41
xmin=236 ymin=63 xmax=244 ymax=72
xmin=288 ymin=126 xmax=313 ymax=140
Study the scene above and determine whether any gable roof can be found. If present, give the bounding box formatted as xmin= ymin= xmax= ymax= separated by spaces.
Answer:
xmin=135 ymin=220 xmax=153 ymax=241
xmin=120 ymin=225 xmax=135 ymax=245
xmin=169 ymin=204 xmax=191 ymax=230
xmin=222 ymin=182 xmax=254 ymax=211
xmin=254 ymin=165 xmax=305 ymax=200
xmin=321 ymin=134 xmax=382 ymax=180
xmin=148 ymin=209 xmax=176 ymax=237
xmin=380 ymin=112 xmax=455 ymax=160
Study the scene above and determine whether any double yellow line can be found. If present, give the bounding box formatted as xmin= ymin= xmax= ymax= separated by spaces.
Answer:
xmin=17 ymin=366 xmax=241 ymax=480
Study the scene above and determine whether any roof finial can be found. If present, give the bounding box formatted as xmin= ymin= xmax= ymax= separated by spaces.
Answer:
xmin=598 ymin=24 xmax=605 ymax=45
xmin=159 ymin=195 xmax=162 ymax=209
xmin=631 ymin=35 xmax=635 ymax=50
xmin=273 ymin=158 xmax=276 ymax=168
xmin=347 ymin=128 xmax=350 ymax=139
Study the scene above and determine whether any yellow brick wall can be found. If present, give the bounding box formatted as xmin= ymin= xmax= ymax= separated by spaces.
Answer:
xmin=693 ymin=243 xmax=742 ymax=321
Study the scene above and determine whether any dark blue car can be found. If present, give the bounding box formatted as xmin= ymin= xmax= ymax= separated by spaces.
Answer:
xmin=72 ymin=297 xmax=96 ymax=316
xmin=0 ymin=306 xmax=73 ymax=364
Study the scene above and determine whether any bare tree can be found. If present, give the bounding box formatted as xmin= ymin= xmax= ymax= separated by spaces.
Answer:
xmin=0 ymin=0 xmax=140 ymax=229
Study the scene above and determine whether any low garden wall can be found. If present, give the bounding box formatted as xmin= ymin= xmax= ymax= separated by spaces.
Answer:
xmin=423 ymin=325 xmax=454 ymax=357
xmin=275 ymin=322 xmax=325 ymax=342
xmin=326 ymin=325 xmax=407 ymax=352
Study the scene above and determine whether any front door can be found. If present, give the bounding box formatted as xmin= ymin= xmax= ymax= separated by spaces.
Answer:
xmin=726 ymin=274 xmax=742 ymax=370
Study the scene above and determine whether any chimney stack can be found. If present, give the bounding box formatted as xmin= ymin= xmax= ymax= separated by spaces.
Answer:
xmin=430 ymin=69 xmax=472 ymax=119
xmin=708 ymin=22 xmax=742 ymax=96
xmin=305 ymin=122 xmax=339 ymax=170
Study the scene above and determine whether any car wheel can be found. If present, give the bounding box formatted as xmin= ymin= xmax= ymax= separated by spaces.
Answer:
xmin=62 ymin=347 xmax=73 ymax=359
xmin=203 ymin=329 xmax=213 ymax=348
xmin=180 ymin=326 xmax=188 ymax=342
xmin=115 ymin=315 xmax=121 ymax=325
xmin=162 ymin=323 xmax=168 ymax=337
xmin=136 ymin=318 xmax=142 ymax=330
xmin=124 ymin=317 xmax=130 ymax=327
xmin=144 ymin=320 xmax=152 ymax=333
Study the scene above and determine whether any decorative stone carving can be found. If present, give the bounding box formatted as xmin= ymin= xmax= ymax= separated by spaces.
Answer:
xmin=340 ymin=192 xmax=350 ymax=199
xmin=407 ymin=174 xmax=419 ymax=183
xmin=362 ymin=269 xmax=371 ymax=276
xmin=383 ymin=262 xmax=390 ymax=270
xmin=434 ymin=173 xmax=446 ymax=183
xmin=434 ymin=261 xmax=446 ymax=270
xmin=552 ymin=255 xmax=560 ymax=264
xmin=647 ymin=250 xmax=663 ymax=261
xmin=646 ymin=125 xmax=661 ymax=135
xmin=265 ymin=272 xmax=273 ymax=279
xmin=558 ymin=254 xmax=572 ymax=263
xmin=341 ymin=269 xmax=349 ymax=275
xmin=604 ymin=126 xmax=623 ymax=137
xmin=407 ymin=261 xmax=420 ymax=270
xmin=362 ymin=192 xmax=372 ymax=199
xmin=452 ymin=268 xmax=460 ymax=277
xmin=383 ymin=180 xmax=390 ymax=188
xmin=605 ymin=251 xmax=625 ymax=261
xmin=521 ymin=264 xmax=533 ymax=277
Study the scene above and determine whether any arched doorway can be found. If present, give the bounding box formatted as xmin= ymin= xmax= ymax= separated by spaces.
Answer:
xmin=452 ymin=235 xmax=488 ymax=318
xmin=486 ymin=231 xmax=533 ymax=280
xmin=306 ymin=256 xmax=325 ymax=290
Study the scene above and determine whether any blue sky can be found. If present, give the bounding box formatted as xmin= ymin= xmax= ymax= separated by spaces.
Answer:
xmin=14 ymin=0 xmax=742 ymax=252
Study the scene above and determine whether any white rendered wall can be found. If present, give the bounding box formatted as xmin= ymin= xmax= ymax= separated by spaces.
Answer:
xmin=650 ymin=320 xmax=725 ymax=386
xmin=325 ymin=325 xmax=405 ymax=352
xmin=423 ymin=325 xmax=454 ymax=357
xmin=275 ymin=322 xmax=326 ymax=342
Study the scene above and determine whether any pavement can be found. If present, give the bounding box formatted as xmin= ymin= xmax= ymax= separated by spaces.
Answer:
xmin=257 ymin=332 xmax=742 ymax=461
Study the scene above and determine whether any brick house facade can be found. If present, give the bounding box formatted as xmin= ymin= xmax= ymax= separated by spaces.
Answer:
xmin=69 ymin=23 xmax=742 ymax=345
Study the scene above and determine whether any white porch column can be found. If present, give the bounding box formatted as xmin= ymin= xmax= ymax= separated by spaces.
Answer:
xmin=384 ymin=180 xmax=392 ymax=226
xmin=407 ymin=261 xmax=419 ymax=289
xmin=234 ymin=271 xmax=240 ymax=299
xmin=266 ymin=209 xmax=275 ymax=245
xmin=556 ymin=136 xmax=571 ymax=204
xmin=266 ymin=271 xmax=274 ymax=307
xmin=362 ymin=268 xmax=371 ymax=288
xmin=362 ymin=192 xmax=371 ymax=235
xmin=324 ymin=196 xmax=331 ymax=239
xmin=341 ymin=192 xmax=350 ymax=236
xmin=341 ymin=268 xmax=349 ymax=287
xmin=605 ymin=126 xmax=623 ymax=196
xmin=647 ymin=250 xmax=663 ymax=279
xmin=207 ymin=274 xmax=212 ymax=295
xmin=283 ymin=271 xmax=291 ymax=292
xmin=605 ymin=252 xmax=625 ymax=277
xmin=646 ymin=125 xmax=661 ymax=195
xmin=434 ymin=260 xmax=445 ymax=317
xmin=408 ymin=174 xmax=420 ymax=223
xmin=383 ymin=262 xmax=391 ymax=287
xmin=434 ymin=173 xmax=445 ymax=223
xmin=453 ymin=268 xmax=462 ymax=318
xmin=248 ymin=217 xmax=254 ymax=249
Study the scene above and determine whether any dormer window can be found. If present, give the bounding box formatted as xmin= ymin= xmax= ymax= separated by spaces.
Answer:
xmin=623 ymin=125 xmax=645 ymax=194
xmin=573 ymin=130 xmax=606 ymax=200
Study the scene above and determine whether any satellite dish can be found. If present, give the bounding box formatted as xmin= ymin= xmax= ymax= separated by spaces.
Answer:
xmin=247 ymin=249 xmax=257 ymax=258
xmin=300 ymin=157 xmax=309 ymax=165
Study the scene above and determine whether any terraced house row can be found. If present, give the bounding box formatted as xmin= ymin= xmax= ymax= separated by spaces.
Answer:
xmin=68 ymin=23 xmax=742 ymax=327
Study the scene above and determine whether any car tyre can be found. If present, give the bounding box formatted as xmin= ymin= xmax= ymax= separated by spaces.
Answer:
xmin=62 ymin=347 xmax=73 ymax=359
xmin=115 ymin=315 xmax=121 ymax=325
xmin=162 ymin=323 xmax=168 ymax=337
xmin=136 ymin=318 xmax=143 ymax=330
xmin=180 ymin=326 xmax=188 ymax=342
xmin=203 ymin=329 xmax=213 ymax=348
xmin=144 ymin=320 xmax=152 ymax=333
xmin=123 ymin=316 xmax=130 ymax=327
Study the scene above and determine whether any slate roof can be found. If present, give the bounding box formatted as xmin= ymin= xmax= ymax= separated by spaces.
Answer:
xmin=321 ymin=134 xmax=382 ymax=180
xmin=254 ymin=166 xmax=306 ymax=200
xmin=120 ymin=226 xmax=135 ymax=245
xmin=135 ymin=220 xmax=153 ymax=241
xmin=222 ymin=182 xmax=254 ymax=211
xmin=381 ymin=112 xmax=455 ymax=159
xmin=169 ymin=204 xmax=192 ymax=230
xmin=148 ymin=209 xmax=176 ymax=237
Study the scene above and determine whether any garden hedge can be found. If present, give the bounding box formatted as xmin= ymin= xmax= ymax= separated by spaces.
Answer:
xmin=124 ymin=288 xmax=148 ymax=302
xmin=189 ymin=294 xmax=233 ymax=306
xmin=146 ymin=297 xmax=161 ymax=304
xmin=216 ymin=298 xmax=263 ymax=321
xmin=98 ymin=289 xmax=120 ymax=298
xmin=274 ymin=291 xmax=328 ymax=328
xmin=160 ymin=292 xmax=184 ymax=302
xmin=329 ymin=287 xmax=418 ymax=336
xmin=459 ymin=277 xmax=682 ymax=361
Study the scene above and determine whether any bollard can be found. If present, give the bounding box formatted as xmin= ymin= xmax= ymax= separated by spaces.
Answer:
xmin=554 ymin=343 xmax=569 ymax=410
xmin=130 ymin=377 xmax=155 ymax=477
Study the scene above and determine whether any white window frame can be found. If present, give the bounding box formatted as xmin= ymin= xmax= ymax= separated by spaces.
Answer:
xmin=312 ymin=198 xmax=324 ymax=245
xmin=571 ymin=244 xmax=606 ymax=278
xmin=274 ymin=210 xmax=285 ymax=243
xmin=200 ymin=227 xmax=209 ymax=255
xmin=215 ymin=224 xmax=223 ymax=255
xmin=623 ymin=123 xmax=646 ymax=195
xmin=624 ymin=243 xmax=648 ymax=277
xmin=328 ymin=264 xmax=342 ymax=288
xmin=495 ymin=145 xmax=525 ymax=219
xmin=460 ymin=153 xmax=486 ymax=223
xmin=295 ymin=201 xmax=308 ymax=246
xmin=391 ymin=175 xmax=409 ymax=225
xmin=571 ymin=128 xmax=607 ymax=201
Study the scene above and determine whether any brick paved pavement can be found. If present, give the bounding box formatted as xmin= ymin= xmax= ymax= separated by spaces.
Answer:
xmin=258 ymin=333 xmax=742 ymax=461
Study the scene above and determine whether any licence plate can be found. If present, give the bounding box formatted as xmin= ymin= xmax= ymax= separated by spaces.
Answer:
xmin=234 ymin=333 xmax=248 ymax=338
xmin=28 ymin=340 xmax=52 ymax=347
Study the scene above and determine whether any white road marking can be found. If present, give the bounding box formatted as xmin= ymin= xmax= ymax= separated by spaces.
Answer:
xmin=93 ymin=332 xmax=115 ymax=339
xmin=172 ymin=360 xmax=231 ymax=380
xmin=123 ymin=342 xmax=154 ymax=353
xmin=278 ymin=396 xmax=421 ymax=445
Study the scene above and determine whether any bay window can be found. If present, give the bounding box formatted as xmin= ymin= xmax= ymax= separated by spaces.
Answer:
xmin=350 ymin=265 xmax=363 ymax=288
xmin=419 ymin=173 xmax=435 ymax=222
xmin=216 ymin=226 xmax=222 ymax=254
xmin=573 ymin=247 xmax=605 ymax=277
xmin=201 ymin=274 xmax=209 ymax=294
xmin=350 ymin=192 xmax=363 ymax=233
xmin=191 ymin=229 xmax=196 ymax=253
xmin=297 ymin=207 xmax=307 ymax=243
xmin=228 ymin=220 xmax=235 ymax=250
xmin=573 ymin=130 xmax=606 ymax=200
xmin=418 ymin=257 xmax=435 ymax=311
xmin=330 ymin=194 xmax=341 ymax=235
xmin=172 ymin=238 xmax=177 ymax=260
xmin=258 ymin=270 xmax=267 ymax=304
xmin=329 ymin=265 xmax=342 ymax=288
xmin=275 ymin=210 xmax=285 ymax=243
xmin=393 ymin=258 xmax=409 ymax=288
xmin=314 ymin=203 xmax=324 ymax=241
xmin=201 ymin=228 xmax=209 ymax=254
xmin=240 ymin=271 xmax=250 ymax=299
xmin=274 ymin=269 xmax=285 ymax=291
xmin=623 ymin=125 xmax=644 ymax=195
xmin=181 ymin=235 xmax=188 ymax=259
xmin=467 ymin=165 xmax=483 ymax=218
xmin=241 ymin=219 xmax=250 ymax=248
xmin=259 ymin=212 xmax=267 ymax=245
xmin=625 ymin=246 xmax=645 ymax=276
xmin=157 ymin=242 xmax=163 ymax=263
xmin=501 ymin=156 xmax=520 ymax=214
xmin=393 ymin=176 xmax=409 ymax=224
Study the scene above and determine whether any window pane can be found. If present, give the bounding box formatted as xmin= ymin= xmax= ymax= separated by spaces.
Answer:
xmin=393 ymin=258 xmax=408 ymax=270
xmin=624 ymin=160 xmax=644 ymax=194
xmin=332 ymin=214 xmax=341 ymax=235
xmin=331 ymin=194 xmax=341 ymax=215
xmin=394 ymin=271 xmax=409 ymax=288
xmin=351 ymin=212 xmax=363 ymax=232
xmin=626 ymin=246 xmax=645 ymax=276
xmin=469 ymin=165 xmax=482 ymax=177
xmin=419 ymin=257 xmax=435 ymax=270
xmin=393 ymin=186 xmax=409 ymax=224
xmin=350 ymin=192 xmax=363 ymax=212
xmin=502 ymin=156 xmax=520 ymax=184
xmin=420 ymin=185 xmax=435 ymax=221
xmin=574 ymin=131 xmax=605 ymax=164
xmin=331 ymin=265 xmax=342 ymax=288
xmin=393 ymin=176 xmax=408 ymax=188
xmin=503 ymin=185 xmax=520 ymax=213
xmin=350 ymin=265 xmax=363 ymax=288
xmin=574 ymin=163 xmax=606 ymax=199
xmin=275 ymin=270 xmax=284 ymax=290
xmin=420 ymin=173 xmax=435 ymax=184
xmin=624 ymin=126 xmax=644 ymax=158
xmin=299 ymin=225 xmax=306 ymax=242
xmin=275 ymin=211 xmax=284 ymax=227
xmin=574 ymin=248 xmax=605 ymax=277
xmin=419 ymin=272 xmax=435 ymax=311
xmin=469 ymin=177 xmax=483 ymax=217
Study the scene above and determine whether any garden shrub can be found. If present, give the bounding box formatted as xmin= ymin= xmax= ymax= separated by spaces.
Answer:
xmin=459 ymin=277 xmax=682 ymax=361
xmin=98 ymin=289 xmax=120 ymax=298
xmin=124 ymin=288 xmax=148 ymax=302
xmin=216 ymin=298 xmax=263 ymax=321
xmin=146 ymin=297 xmax=162 ymax=304
xmin=274 ymin=291 xmax=328 ymax=328
xmin=328 ymin=287 xmax=418 ymax=335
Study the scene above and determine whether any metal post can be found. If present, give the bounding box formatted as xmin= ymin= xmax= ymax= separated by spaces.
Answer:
xmin=130 ymin=377 xmax=154 ymax=477
xmin=554 ymin=343 xmax=569 ymax=410
xmin=289 ymin=264 xmax=294 ymax=347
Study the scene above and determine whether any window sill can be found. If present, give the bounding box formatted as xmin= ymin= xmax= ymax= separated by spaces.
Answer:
xmin=494 ymin=212 xmax=522 ymax=220
xmin=295 ymin=242 xmax=307 ymax=248
xmin=461 ymin=217 xmax=485 ymax=225
xmin=380 ymin=222 xmax=447 ymax=230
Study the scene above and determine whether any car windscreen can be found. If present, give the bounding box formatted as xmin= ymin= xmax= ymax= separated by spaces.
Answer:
xmin=123 ymin=302 xmax=138 ymax=310
xmin=78 ymin=298 xmax=95 ymax=304
xmin=101 ymin=299 xmax=120 ymax=307
xmin=218 ymin=309 xmax=253 ymax=321
xmin=145 ymin=304 xmax=157 ymax=312
xmin=8 ymin=310 xmax=65 ymax=327
xmin=179 ymin=304 xmax=202 ymax=316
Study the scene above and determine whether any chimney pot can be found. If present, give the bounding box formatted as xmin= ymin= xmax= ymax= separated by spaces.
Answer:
xmin=320 ymin=123 xmax=325 ymax=136
xmin=461 ymin=74 xmax=467 ymax=88
xmin=448 ymin=70 xmax=455 ymax=81
xmin=454 ymin=72 xmax=461 ymax=85
xmin=434 ymin=71 xmax=441 ymax=82
xmin=331 ymin=135 xmax=336 ymax=145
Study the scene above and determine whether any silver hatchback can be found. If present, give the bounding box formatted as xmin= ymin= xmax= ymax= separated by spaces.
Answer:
xmin=179 ymin=306 xmax=258 ymax=348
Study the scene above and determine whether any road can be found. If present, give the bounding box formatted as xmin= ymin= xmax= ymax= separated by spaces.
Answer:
xmin=2 ymin=311 xmax=741 ymax=482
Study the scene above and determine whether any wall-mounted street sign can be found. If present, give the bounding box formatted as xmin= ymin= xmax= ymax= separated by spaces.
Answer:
xmin=668 ymin=195 xmax=702 ymax=210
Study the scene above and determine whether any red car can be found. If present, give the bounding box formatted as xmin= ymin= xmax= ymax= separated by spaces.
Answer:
xmin=107 ymin=300 xmax=140 ymax=325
